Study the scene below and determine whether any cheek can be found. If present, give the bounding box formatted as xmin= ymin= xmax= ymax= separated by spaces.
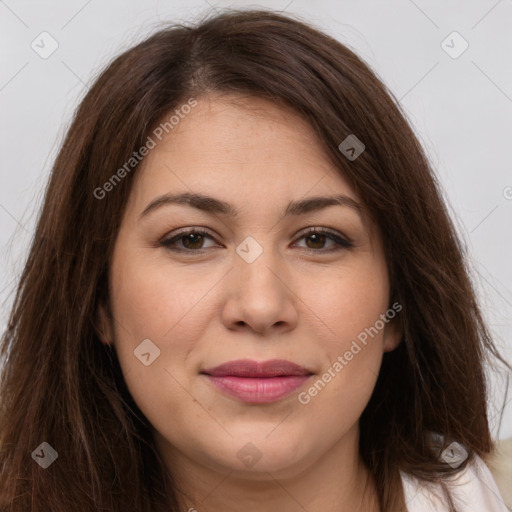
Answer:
xmin=297 ymin=283 xmax=386 ymax=438
xmin=312 ymin=257 xmax=390 ymax=348
xmin=110 ymin=251 xmax=219 ymax=344
xmin=107 ymin=254 xmax=216 ymax=406
xmin=107 ymin=262 xmax=208 ymax=433
xmin=299 ymin=255 xmax=388 ymax=409
xmin=297 ymin=355 xmax=381 ymax=455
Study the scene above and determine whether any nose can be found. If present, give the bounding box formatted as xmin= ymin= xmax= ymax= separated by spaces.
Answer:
xmin=220 ymin=244 xmax=299 ymax=335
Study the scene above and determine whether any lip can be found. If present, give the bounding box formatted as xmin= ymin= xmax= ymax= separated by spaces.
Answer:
xmin=200 ymin=359 xmax=314 ymax=403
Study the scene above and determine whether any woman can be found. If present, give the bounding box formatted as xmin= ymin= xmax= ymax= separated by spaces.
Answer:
xmin=0 ymin=8 xmax=510 ymax=512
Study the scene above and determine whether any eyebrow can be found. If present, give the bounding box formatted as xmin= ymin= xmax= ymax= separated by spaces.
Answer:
xmin=138 ymin=192 xmax=363 ymax=220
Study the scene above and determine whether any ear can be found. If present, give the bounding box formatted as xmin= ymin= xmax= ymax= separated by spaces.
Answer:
xmin=382 ymin=313 xmax=403 ymax=353
xmin=96 ymin=302 xmax=114 ymax=346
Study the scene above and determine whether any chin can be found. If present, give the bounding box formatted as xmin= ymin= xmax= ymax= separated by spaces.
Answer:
xmin=213 ymin=436 xmax=314 ymax=479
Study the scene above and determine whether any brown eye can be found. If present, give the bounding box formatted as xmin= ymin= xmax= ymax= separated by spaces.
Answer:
xmin=304 ymin=232 xmax=329 ymax=249
xmin=179 ymin=232 xmax=207 ymax=250
xmin=294 ymin=228 xmax=353 ymax=252
xmin=159 ymin=227 xmax=353 ymax=255
xmin=160 ymin=229 xmax=218 ymax=253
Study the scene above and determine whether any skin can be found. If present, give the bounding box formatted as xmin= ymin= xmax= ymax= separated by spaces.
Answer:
xmin=98 ymin=92 xmax=403 ymax=512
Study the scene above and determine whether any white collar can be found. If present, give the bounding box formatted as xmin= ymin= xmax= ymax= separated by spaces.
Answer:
xmin=400 ymin=454 xmax=509 ymax=511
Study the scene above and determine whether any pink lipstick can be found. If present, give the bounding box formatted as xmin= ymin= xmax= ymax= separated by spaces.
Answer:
xmin=200 ymin=359 xmax=313 ymax=403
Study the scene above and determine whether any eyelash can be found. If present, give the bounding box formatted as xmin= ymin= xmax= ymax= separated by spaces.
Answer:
xmin=159 ymin=227 xmax=354 ymax=255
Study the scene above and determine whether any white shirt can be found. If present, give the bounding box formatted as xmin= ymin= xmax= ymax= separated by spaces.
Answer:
xmin=401 ymin=454 xmax=510 ymax=511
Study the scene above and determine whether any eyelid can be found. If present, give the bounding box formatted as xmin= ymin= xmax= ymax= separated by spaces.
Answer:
xmin=159 ymin=227 xmax=220 ymax=249
xmin=164 ymin=226 xmax=217 ymax=240
xmin=297 ymin=226 xmax=353 ymax=243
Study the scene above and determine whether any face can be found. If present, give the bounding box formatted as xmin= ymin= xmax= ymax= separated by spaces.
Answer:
xmin=99 ymin=93 xmax=402 ymax=484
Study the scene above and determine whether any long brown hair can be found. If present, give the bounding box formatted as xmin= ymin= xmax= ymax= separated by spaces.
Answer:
xmin=0 ymin=8 xmax=509 ymax=512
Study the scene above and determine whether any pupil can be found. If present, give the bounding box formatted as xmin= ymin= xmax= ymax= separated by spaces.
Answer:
xmin=184 ymin=233 xmax=203 ymax=249
xmin=307 ymin=233 xmax=325 ymax=249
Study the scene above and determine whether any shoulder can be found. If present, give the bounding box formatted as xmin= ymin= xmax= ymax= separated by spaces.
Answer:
xmin=484 ymin=438 xmax=512 ymax=510
xmin=400 ymin=453 xmax=510 ymax=512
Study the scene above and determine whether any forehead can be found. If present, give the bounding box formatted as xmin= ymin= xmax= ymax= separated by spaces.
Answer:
xmin=131 ymin=93 xmax=360 ymax=213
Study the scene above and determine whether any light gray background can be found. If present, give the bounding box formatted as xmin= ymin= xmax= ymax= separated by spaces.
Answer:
xmin=1 ymin=0 xmax=511 ymax=438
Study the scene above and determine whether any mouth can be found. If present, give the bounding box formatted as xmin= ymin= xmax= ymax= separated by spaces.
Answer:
xmin=200 ymin=359 xmax=314 ymax=404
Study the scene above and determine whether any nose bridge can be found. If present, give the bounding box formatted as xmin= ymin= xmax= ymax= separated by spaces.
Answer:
xmin=234 ymin=234 xmax=284 ymax=294
xmin=222 ymin=234 xmax=297 ymax=332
